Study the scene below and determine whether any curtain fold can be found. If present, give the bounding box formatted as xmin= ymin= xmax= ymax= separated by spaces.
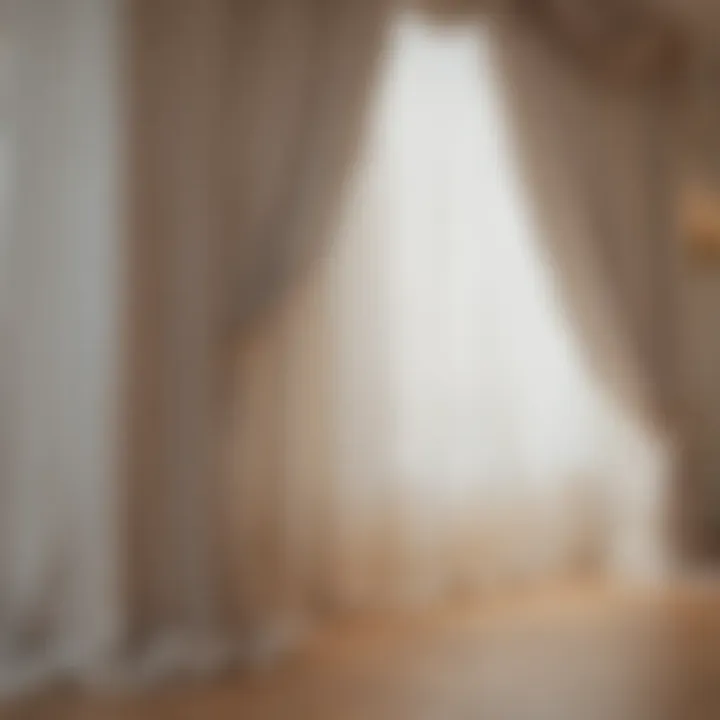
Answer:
xmin=0 ymin=0 xmax=122 ymax=692
xmin=222 ymin=7 xmax=679 ymax=632
xmin=514 ymin=0 xmax=687 ymax=87
xmin=421 ymin=0 xmax=689 ymax=86
xmin=123 ymin=0 xmax=392 ymax=681
xmin=220 ymin=0 xmax=391 ymax=341
xmin=490 ymin=15 xmax=680 ymax=573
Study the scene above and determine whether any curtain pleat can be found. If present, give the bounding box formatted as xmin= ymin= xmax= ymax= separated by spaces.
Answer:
xmin=123 ymin=0 xmax=392 ymax=680
xmin=491 ymin=15 xmax=680 ymax=575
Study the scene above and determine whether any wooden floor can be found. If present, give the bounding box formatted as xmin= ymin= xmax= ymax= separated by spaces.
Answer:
xmin=7 ymin=581 xmax=720 ymax=719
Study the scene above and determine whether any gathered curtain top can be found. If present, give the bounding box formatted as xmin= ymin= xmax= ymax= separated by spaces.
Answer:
xmin=416 ymin=0 xmax=690 ymax=89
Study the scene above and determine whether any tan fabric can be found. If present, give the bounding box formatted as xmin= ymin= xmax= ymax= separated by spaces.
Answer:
xmin=491 ymin=16 xmax=680 ymax=567
xmin=222 ymin=0 xmax=391 ymax=341
xmin=420 ymin=0 xmax=689 ymax=87
xmin=123 ymin=0 xmax=391 ymax=678
xmin=493 ymin=15 xmax=681 ymax=433
xmin=515 ymin=0 xmax=687 ymax=87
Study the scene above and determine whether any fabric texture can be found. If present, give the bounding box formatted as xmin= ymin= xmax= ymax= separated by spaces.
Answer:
xmin=223 ymin=10 xmax=678 ymax=630
xmin=0 ymin=0 xmax=122 ymax=692
xmin=124 ymin=0 xmax=391 ymax=682
xmin=493 ymin=14 xmax=682 ymax=558
xmin=0 ymin=0 xmax=683 ymax=695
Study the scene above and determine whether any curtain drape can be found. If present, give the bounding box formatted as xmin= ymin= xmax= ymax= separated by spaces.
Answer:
xmin=492 ymin=15 xmax=681 ymax=568
xmin=0 ymin=0 xmax=121 ymax=692
xmin=0 ymin=0 xmax=683 ymax=697
xmin=0 ymin=0 xmax=390 ymax=692
xmin=125 ymin=0 xmax=391 ymax=682
xmin=222 ymin=8 xmax=677 ymax=634
xmin=514 ymin=0 xmax=687 ymax=87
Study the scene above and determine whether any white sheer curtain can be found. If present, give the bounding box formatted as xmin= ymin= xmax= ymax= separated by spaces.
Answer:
xmin=0 ymin=0 xmax=121 ymax=693
xmin=228 ymin=10 xmax=672 ymax=629
xmin=335 ymin=14 xmax=602 ymax=597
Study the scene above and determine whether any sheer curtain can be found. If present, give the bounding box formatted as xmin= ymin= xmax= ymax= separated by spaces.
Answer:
xmin=0 ymin=0 xmax=121 ymax=693
xmin=492 ymin=14 xmax=681 ymax=566
xmin=335 ymin=14 xmax=604 ymax=597
xmin=227 ymin=9 xmax=672 ymax=631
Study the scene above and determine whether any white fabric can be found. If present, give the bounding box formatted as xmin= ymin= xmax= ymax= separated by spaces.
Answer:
xmin=0 ymin=0 xmax=121 ymax=692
